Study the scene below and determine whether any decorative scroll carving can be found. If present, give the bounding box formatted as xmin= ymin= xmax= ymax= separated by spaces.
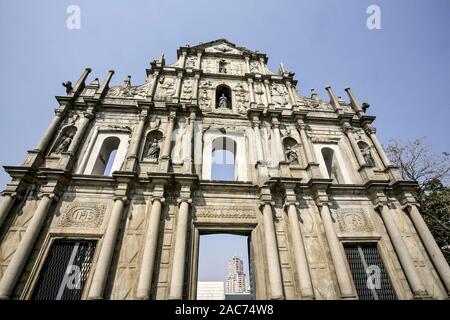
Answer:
xmin=60 ymin=202 xmax=106 ymax=228
xmin=335 ymin=208 xmax=374 ymax=232
xmin=107 ymin=81 xmax=151 ymax=99
xmin=181 ymin=79 xmax=193 ymax=100
xmin=186 ymin=56 xmax=197 ymax=69
xmin=155 ymin=76 xmax=175 ymax=101
xmin=199 ymin=80 xmax=212 ymax=110
xmin=234 ymin=82 xmax=249 ymax=114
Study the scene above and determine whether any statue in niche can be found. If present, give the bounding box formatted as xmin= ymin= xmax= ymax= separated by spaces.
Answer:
xmin=361 ymin=146 xmax=375 ymax=167
xmin=55 ymin=136 xmax=72 ymax=154
xmin=218 ymin=59 xmax=227 ymax=73
xmin=218 ymin=94 xmax=228 ymax=108
xmin=146 ymin=138 xmax=160 ymax=159
xmin=285 ymin=145 xmax=298 ymax=163
xmin=250 ymin=61 xmax=260 ymax=73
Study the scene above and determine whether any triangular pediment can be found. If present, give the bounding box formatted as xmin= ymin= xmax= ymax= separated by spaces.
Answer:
xmin=190 ymin=39 xmax=257 ymax=56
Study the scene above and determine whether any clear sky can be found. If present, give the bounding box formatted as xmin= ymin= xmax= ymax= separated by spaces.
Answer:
xmin=0 ymin=0 xmax=449 ymax=283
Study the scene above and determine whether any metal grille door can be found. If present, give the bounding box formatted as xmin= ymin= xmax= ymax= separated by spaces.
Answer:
xmin=32 ymin=240 xmax=96 ymax=300
xmin=344 ymin=243 xmax=396 ymax=300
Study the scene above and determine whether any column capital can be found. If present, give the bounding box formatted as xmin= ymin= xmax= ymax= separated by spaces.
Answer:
xmin=364 ymin=124 xmax=376 ymax=135
xmin=113 ymin=195 xmax=129 ymax=203
xmin=37 ymin=192 xmax=58 ymax=202
xmin=342 ymin=122 xmax=354 ymax=134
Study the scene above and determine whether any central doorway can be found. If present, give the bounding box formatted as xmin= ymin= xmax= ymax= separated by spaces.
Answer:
xmin=190 ymin=230 xmax=255 ymax=300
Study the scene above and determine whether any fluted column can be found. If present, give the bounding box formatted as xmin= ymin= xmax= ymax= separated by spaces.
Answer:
xmin=35 ymin=108 xmax=65 ymax=152
xmin=136 ymin=189 xmax=164 ymax=299
xmin=196 ymin=52 xmax=202 ymax=70
xmin=183 ymin=110 xmax=196 ymax=174
xmin=88 ymin=196 xmax=126 ymax=299
xmin=148 ymin=71 xmax=160 ymax=100
xmin=378 ymin=204 xmax=428 ymax=298
xmin=244 ymin=56 xmax=251 ymax=73
xmin=0 ymin=193 xmax=54 ymax=299
xmin=169 ymin=194 xmax=191 ymax=299
xmin=259 ymin=57 xmax=267 ymax=75
xmin=247 ymin=78 xmax=255 ymax=104
xmin=285 ymin=81 xmax=296 ymax=107
xmin=406 ymin=205 xmax=450 ymax=293
xmin=343 ymin=124 xmax=366 ymax=167
xmin=297 ymin=122 xmax=315 ymax=164
xmin=271 ymin=117 xmax=284 ymax=164
xmin=319 ymin=202 xmax=354 ymax=298
xmin=67 ymin=111 xmax=94 ymax=155
xmin=264 ymin=80 xmax=273 ymax=106
xmin=179 ymin=51 xmax=187 ymax=68
xmin=251 ymin=120 xmax=265 ymax=163
xmin=160 ymin=112 xmax=176 ymax=172
xmin=285 ymin=201 xmax=314 ymax=299
xmin=365 ymin=125 xmax=391 ymax=168
xmin=0 ymin=193 xmax=17 ymax=231
xmin=261 ymin=201 xmax=284 ymax=299
xmin=123 ymin=110 xmax=147 ymax=171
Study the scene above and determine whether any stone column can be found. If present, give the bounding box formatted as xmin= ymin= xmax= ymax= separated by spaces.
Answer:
xmin=148 ymin=71 xmax=160 ymax=100
xmin=285 ymin=196 xmax=314 ymax=299
xmin=172 ymin=72 xmax=183 ymax=103
xmin=261 ymin=200 xmax=284 ymax=299
xmin=271 ymin=117 xmax=284 ymax=164
xmin=0 ymin=193 xmax=54 ymax=299
xmin=297 ymin=122 xmax=315 ymax=164
xmin=160 ymin=112 xmax=176 ymax=172
xmin=136 ymin=185 xmax=165 ymax=299
xmin=88 ymin=196 xmax=126 ymax=299
xmin=343 ymin=124 xmax=366 ymax=167
xmin=196 ymin=52 xmax=202 ymax=70
xmin=247 ymin=78 xmax=255 ymax=104
xmin=264 ymin=80 xmax=273 ymax=106
xmin=179 ymin=51 xmax=187 ymax=68
xmin=183 ymin=110 xmax=196 ymax=174
xmin=252 ymin=120 xmax=265 ymax=163
xmin=378 ymin=204 xmax=428 ymax=297
xmin=344 ymin=87 xmax=364 ymax=117
xmin=123 ymin=110 xmax=147 ymax=171
xmin=259 ymin=57 xmax=266 ymax=75
xmin=169 ymin=187 xmax=191 ymax=300
xmin=406 ymin=205 xmax=450 ymax=293
xmin=319 ymin=202 xmax=354 ymax=298
xmin=35 ymin=108 xmax=65 ymax=152
xmin=365 ymin=125 xmax=391 ymax=168
xmin=244 ymin=56 xmax=251 ymax=73
xmin=285 ymin=81 xmax=296 ymax=107
xmin=67 ymin=110 xmax=94 ymax=155
xmin=0 ymin=192 xmax=17 ymax=230
xmin=192 ymin=74 xmax=200 ymax=102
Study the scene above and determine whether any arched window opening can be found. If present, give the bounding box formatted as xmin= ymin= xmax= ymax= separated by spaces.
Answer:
xmin=216 ymin=85 xmax=232 ymax=109
xmin=357 ymin=141 xmax=375 ymax=167
xmin=283 ymin=137 xmax=299 ymax=164
xmin=91 ymin=136 xmax=121 ymax=176
xmin=211 ymin=137 xmax=236 ymax=181
xmin=143 ymin=130 xmax=163 ymax=160
xmin=321 ymin=147 xmax=343 ymax=183
xmin=52 ymin=125 xmax=77 ymax=154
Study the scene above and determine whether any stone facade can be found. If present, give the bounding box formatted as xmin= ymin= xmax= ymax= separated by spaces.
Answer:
xmin=0 ymin=39 xmax=448 ymax=300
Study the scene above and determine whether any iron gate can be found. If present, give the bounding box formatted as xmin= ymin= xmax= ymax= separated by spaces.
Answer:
xmin=31 ymin=239 xmax=96 ymax=300
xmin=344 ymin=243 xmax=396 ymax=300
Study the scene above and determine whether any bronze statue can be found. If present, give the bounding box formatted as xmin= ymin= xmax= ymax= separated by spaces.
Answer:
xmin=55 ymin=136 xmax=72 ymax=154
xmin=62 ymin=81 xmax=73 ymax=95
xmin=146 ymin=138 xmax=160 ymax=159
xmin=218 ymin=94 xmax=228 ymax=108
xmin=285 ymin=145 xmax=298 ymax=163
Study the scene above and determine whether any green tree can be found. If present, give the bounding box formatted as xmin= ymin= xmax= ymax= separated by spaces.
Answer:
xmin=386 ymin=138 xmax=450 ymax=263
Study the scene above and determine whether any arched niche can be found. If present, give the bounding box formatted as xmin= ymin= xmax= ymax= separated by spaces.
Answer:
xmin=143 ymin=130 xmax=163 ymax=161
xmin=50 ymin=125 xmax=77 ymax=154
xmin=282 ymin=137 xmax=300 ymax=164
xmin=357 ymin=141 xmax=375 ymax=167
xmin=216 ymin=85 xmax=232 ymax=109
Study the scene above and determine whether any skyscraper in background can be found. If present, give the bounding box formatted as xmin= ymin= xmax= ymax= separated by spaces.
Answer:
xmin=226 ymin=256 xmax=247 ymax=294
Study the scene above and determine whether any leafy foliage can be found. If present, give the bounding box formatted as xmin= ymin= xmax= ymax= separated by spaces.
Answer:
xmin=386 ymin=138 xmax=450 ymax=263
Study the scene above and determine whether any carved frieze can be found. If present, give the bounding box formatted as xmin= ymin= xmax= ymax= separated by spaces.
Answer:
xmin=334 ymin=208 xmax=374 ymax=233
xmin=194 ymin=206 xmax=256 ymax=221
xmin=60 ymin=202 xmax=106 ymax=228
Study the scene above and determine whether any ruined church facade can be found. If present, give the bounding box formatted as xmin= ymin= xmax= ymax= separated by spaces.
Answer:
xmin=0 ymin=39 xmax=448 ymax=300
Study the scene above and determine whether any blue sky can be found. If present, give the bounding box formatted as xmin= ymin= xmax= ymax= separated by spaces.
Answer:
xmin=1 ymin=0 xmax=449 ymax=283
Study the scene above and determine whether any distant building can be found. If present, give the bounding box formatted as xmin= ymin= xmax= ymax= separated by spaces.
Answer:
xmin=226 ymin=256 xmax=248 ymax=294
xmin=196 ymin=281 xmax=225 ymax=300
